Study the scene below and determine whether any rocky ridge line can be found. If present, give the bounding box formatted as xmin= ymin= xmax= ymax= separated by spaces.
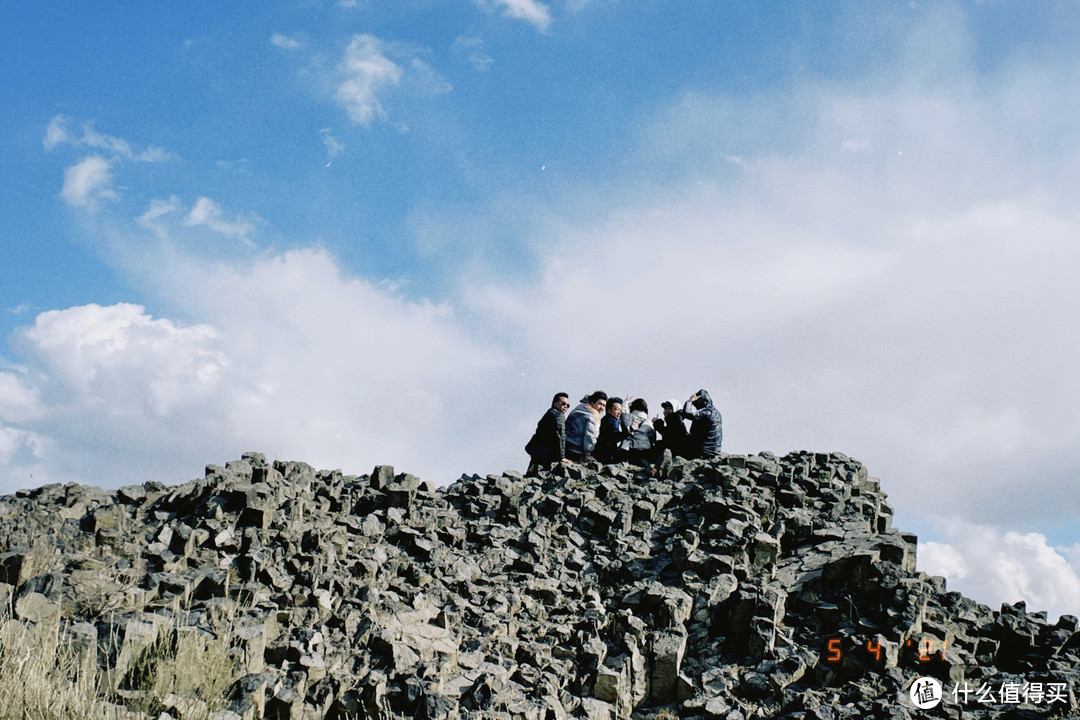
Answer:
xmin=0 ymin=451 xmax=1077 ymax=719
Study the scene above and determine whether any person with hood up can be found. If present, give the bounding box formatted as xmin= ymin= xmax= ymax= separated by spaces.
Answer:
xmin=683 ymin=389 xmax=723 ymax=459
xmin=565 ymin=390 xmax=608 ymax=461
xmin=653 ymin=398 xmax=691 ymax=458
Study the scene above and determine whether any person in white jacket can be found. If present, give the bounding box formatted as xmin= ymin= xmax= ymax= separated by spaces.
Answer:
xmin=565 ymin=390 xmax=607 ymax=461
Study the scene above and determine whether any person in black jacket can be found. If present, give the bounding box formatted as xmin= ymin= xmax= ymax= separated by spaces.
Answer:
xmin=525 ymin=392 xmax=571 ymax=475
xmin=653 ymin=398 xmax=691 ymax=459
xmin=594 ymin=397 xmax=632 ymax=463
xmin=683 ymin=389 xmax=723 ymax=459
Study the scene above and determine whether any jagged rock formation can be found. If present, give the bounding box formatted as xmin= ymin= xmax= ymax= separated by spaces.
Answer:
xmin=0 ymin=451 xmax=1077 ymax=719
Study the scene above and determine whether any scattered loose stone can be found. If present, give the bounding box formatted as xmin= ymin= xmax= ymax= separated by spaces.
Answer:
xmin=0 ymin=451 xmax=1075 ymax=719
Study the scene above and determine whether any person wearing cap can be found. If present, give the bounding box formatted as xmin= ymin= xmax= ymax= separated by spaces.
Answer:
xmin=683 ymin=389 xmax=723 ymax=458
xmin=648 ymin=399 xmax=691 ymax=455
xmin=653 ymin=398 xmax=691 ymax=458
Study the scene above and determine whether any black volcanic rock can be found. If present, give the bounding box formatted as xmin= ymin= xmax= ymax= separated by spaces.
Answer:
xmin=0 ymin=450 xmax=1076 ymax=719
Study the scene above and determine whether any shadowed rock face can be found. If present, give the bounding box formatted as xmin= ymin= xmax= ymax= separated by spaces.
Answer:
xmin=0 ymin=451 xmax=1076 ymax=719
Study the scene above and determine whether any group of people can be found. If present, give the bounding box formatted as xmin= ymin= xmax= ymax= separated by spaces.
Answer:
xmin=524 ymin=389 xmax=723 ymax=475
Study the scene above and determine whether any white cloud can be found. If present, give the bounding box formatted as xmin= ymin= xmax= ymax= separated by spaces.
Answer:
xmin=470 ymin=53 xmax=493 ymax=72
xmin=279 ymin=35 xmax=451 ymax=127
xmin=475 ymin=0 xmax=552 ymax=31
xmin=44 ymin=115 xmax=174 ymax=162
xmin=184 ymin=197 xmax=256 ymax=242
xmin=50 ymin=118 xmax=175 ymax=207
xmin=270 ymin=33 xmax=303 ymax=50
xmin=134 ymin=146 xmax=175 ymax=163
xmin=452 ymin=36 xmax=493 ymax=72
xmin=61 ymin=156 xmax=117 ymax=206
xmin=0 ymin=250 xmax=507 ymax=494
xmin=0 ymin=425 xmax=43 ymax=469
xmin=321 ymin=128 xmax=345 ymax=158
xmin=1 ymin=304 xmax=230 ymax=491
xmin=215 ymin=159 xmax=250 ymax=175
xmin=20 ymin=303 xmax=225 ymax=405
xmin=0 ymin=371 xmax=45 ymax=424
xmin=80 ymin=123 xmax=136 ymax=158
xmin=920 ymin=519 xmax=1080 ymax=621
xmin=335 ymin=34 xmax=403 ymax=125
xmin=409 ymin=58 xmax=453 ymax=95
xmin=43 ymin=115 xmax=74 ymax=150
xmin=138 ymin=196 xmax=183 ymax=237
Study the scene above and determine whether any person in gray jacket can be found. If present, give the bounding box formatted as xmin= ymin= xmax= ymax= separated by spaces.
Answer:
xmin=683 ymin=389 xmax=722 ymax=458
xmin=622 ymin=397 xmax=656 ymax=465
xmin=565 ymin=390 xmax=608 ymax=461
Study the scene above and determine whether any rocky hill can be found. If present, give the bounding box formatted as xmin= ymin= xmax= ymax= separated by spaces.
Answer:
xmin=0 ymin=451 xmax=1076 ymax=719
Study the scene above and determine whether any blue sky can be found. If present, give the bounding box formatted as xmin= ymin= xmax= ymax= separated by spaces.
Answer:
xmin=3 ymin=1 xmax=1080 ymax=618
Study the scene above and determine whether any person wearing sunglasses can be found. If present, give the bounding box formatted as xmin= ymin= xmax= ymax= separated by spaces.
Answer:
xmin=525 ymin=392 xmax=573 ymax=475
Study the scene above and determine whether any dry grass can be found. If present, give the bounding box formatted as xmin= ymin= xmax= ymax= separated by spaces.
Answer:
xmin=0 ymin=520 xmax=244 ymax=720
xmin=645 ymin=709 xmax=680 ymax=720
xmin=0 ymin=607 xmax=239 ymax=720
xmin=68 ymin=558 xmax=150 ymax=618
xmin=0 ymin=619 xmax=102 ymax=720
xmin=23 ymin=538 xmax=63 ymax=577
xmin=121 ymin=615 xmax=238 ymax=719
